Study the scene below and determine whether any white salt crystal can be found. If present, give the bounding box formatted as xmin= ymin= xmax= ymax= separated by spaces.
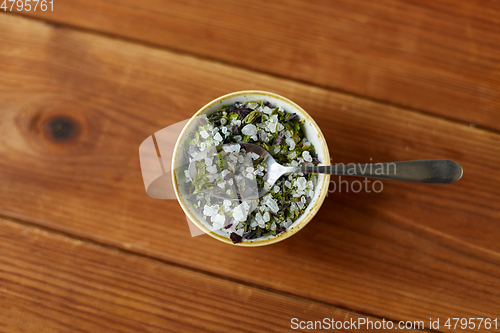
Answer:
xmin=255 ymin=212 xmax=265 ymax=227
xmin=223 ymin=144 xmax=240 ymax=153
xmin=241 ymin=124 xmax=257 ymax=136
xmin=249 ymin=152 xmax=260 ymax=160
xmin=200 ymin=130 xmax=209 ymax=139
xmin=263 ymin=211 xmax=270 ymax=222
xmin=302 ymin=151 xmax=312 ymax=162
xmin=296 ymin=177 xmax=307 ymax=191
xmin=206 ymin=165 xmax=217 ymax=174
xmin=213 ymin=132 xmax=223 ymax=143
xmin=267 ymin=121 xmax=277 ymax=133
xmin=203 ymin=204 xmax=219 ymax=217
xmin=264 ymin=196 xmax=279 ymax=213
xmin=212 ymin=213 xmax=225 ymax=225
xmin=233 ymin=203 xmax=248 ymax=222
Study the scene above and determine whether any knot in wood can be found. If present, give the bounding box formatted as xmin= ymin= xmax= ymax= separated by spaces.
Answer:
xmin=42 ymin=115 xmax=81 ymax=143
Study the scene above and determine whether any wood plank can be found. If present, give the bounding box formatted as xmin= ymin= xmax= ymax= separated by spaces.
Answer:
xmin=0 ymin=217 xmax=401 ymax=333
xmin=1 ymin=14 xmax=500 ymax=330
xmin=16 ymin=0 xmax=500 ymax=130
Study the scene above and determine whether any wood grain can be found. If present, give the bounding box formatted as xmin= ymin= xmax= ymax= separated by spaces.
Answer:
xmin=17 ymin=0 xmax=500 ymax=130
xmin=0 ymin=217 xmax=404 ymax=333
xmin=1 ymin=14 xmax=499 ymax=331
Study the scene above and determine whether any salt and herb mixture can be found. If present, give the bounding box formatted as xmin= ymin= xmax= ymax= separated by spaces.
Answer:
xmin=178 ymin=100 xmax=321 ymax=243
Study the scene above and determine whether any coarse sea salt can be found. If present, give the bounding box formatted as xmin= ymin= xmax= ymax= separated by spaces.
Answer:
xmin=262 ymin=106 xmax=273 ymax=115
xmin=247 ymin=152 xmax=258 ymax=160
xmin=255 ymin=212 xmax=265 ymax=227
xmin=241 ymin=124 xmax=257 ymax=136
xmin=264 ymin=196 xmax=279 ymax=213
xmin=213 ymin=132 xmax=223 ymax=143
xmin=233 ymin=202 xmax=249 ymax=222
xmin=296 ymin=177 xmax=307 ymax=191
xmin=302 ymin=150 xmax=312 ymax=162
xmin=206 ymin=165 xmax=217 ymax=174
xmin=212 ymin=213 xmax=225 ymax=225
xmin=263 ymin=211 xmax=270 ymax=222
xmin=200 ymin=130 xmax=209 ymax=139
xmin=223 ymin=144 xmax=240 ymax=153
xmin=203 ymin=204 xmax=219 ymax=217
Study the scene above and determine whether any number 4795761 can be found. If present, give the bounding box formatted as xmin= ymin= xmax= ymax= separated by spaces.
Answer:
xmin=1 ymin=0 xmax=53 ymax=11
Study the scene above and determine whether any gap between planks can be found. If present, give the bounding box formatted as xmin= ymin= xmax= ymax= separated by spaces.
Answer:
xmin=6 ymin=11 xmax=500 ymax=137
xmin=0 ymin=212 xmax=438 ymax=333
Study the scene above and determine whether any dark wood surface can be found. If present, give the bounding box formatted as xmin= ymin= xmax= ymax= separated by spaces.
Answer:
xmin=1 ymin=2 xmax=499 ymax=332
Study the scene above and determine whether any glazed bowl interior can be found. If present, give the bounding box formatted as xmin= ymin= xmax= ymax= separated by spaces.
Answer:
xmin=172 ymin=91 xmax=330 ymax=246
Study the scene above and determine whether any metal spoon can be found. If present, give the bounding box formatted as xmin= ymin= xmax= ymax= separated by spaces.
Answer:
xmin=189 ymin=143 xmax=463 ymax=198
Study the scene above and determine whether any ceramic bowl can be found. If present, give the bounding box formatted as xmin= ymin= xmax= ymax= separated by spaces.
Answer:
xmin=172 ymin=91 xmax=330 ymax=246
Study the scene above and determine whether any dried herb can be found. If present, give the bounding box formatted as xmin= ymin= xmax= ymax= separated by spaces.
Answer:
xmin=235 ymin=105 xmax=253 ymax=119
xmin=284 ymin=113 xmax=298 ymax=122
xmin=242 ymin=110 xmax=260 ymax=124
xmin=273 ymin=135 xmax=284 ymax=145
xmin=230 ymin=232 xmax=243 ymax=244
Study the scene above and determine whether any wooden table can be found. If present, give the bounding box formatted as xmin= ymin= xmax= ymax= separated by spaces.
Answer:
xmin=1 ymin=1 xmax=499 ymax=332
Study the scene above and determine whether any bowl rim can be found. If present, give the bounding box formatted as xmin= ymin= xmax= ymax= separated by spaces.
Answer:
xmin=172 ymin=90 xmax=330 ymax=246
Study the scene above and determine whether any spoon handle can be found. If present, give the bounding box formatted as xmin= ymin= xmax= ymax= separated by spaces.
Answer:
xmin=289 ymin=160 xmax=463 ymax=184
